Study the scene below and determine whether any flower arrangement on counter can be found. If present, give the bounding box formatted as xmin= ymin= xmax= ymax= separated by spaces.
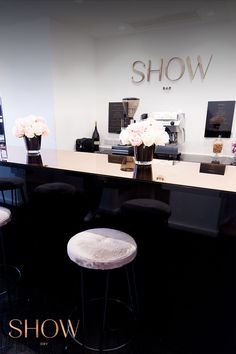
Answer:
xmin=232 ymin=140 xmax=236 ymax=154
xmin=119 ymin=118 xmax=169 ymax=147
xmin=13 ymin=115 xmax=49 ymax=139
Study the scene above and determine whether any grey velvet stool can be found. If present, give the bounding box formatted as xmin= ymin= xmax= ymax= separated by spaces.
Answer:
xmin=0 ymin=177 xmax=26 ymax=206
xmin=0 ymin=206 xmax=21 ymax=353
xmin=67 ymin=228 xmax=138 ymax=352
xmin=0 ymin=207 xmax=21 ymax=303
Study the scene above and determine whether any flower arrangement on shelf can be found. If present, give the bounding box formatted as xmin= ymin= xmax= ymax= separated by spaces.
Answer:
xmin=12 ymin=114 xmax=49 ymax=139
xmin=119 ymin=118 xmax=169 ymax=147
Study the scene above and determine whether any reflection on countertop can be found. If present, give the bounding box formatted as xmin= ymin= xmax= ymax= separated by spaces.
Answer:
xmin=180 ymin=153 xmax=234 ymax=165
xmin=27 ymin=153 xmax=43 ymax=166
xmin=1 ymin=146 xmax=236 ymax=193
xmin=100 ymin=147 xmax=235 ymax=165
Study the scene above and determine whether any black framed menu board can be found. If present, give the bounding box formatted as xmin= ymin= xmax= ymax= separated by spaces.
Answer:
xmin=204 ymin=100 xmax=235 ymax=138
xmin=108 ymin=102 xmax=124 ymax=134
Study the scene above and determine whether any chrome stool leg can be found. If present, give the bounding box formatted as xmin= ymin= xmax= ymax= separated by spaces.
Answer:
xmin=80 ymin=267 xmax=86 ymax=352
xmin=100 ymin=270 xmax=110 ymax=352
xmin=20 ymin=186 xmax=27 ymax=205
xmin=0 ymin=228 xmax=12 ymax=306
xmin=1 ymin=191 xmax=6 ymax=205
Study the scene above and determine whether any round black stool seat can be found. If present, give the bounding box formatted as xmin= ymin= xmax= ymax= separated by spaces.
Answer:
xmin=121 ymin=198 xmax=171 ymax=220
xmin=120 ymin=198 xmax=171 ymax=245
xmin=33 ymin=182 xmax=77 ymax=214
xmin=34 ymin=182 xmax=76 ymax=195
xmin=0 ymin=177 xmax=24 ymax=190
xmin=0 ymin=177 xmax=26 ymax=206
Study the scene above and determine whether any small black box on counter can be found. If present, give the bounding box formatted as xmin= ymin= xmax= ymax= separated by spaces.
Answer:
xmin=76 ymin=138 xmax=94 ymax=152
xmin=199 ymin=162 xmax=226 ymax=175
xmin=111 ymin=145 xmax=134 ymax=155
xmin=154 ymin=145 xmax=180 ymax=160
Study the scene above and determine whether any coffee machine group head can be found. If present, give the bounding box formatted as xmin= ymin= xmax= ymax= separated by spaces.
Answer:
xmin=148 ymin=111 xmax=185 ymax=159
xmin=122 ymin=97 xmax=140 ymax=128
xmin=165 ymin=120 xmax=181 ymax=144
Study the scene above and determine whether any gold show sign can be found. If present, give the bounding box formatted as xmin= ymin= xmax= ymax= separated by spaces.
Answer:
xmin=131 ymin=55 xmax=213 ymax=83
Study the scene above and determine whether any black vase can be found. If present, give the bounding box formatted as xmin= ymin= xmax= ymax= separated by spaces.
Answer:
xmin=134 ymin=144 xmax=154 ymax=165
xmin=27 ymin=154 xmax=43 ymax=166
xmin=24 ymin=135 xmax=41 ymax=155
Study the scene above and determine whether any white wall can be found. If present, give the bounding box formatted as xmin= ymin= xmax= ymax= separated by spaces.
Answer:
xmin=0 ymin=17 xmax=96 ymax=152
xmin=0 ymin=18 xmax=56 ymax=149
xmin=94 ymin=20 xmax=236 ymax=156
xmin=51 ymin=21 xmax=96 ymax=151
xmin=1 ymin=16 xmax=236 ymax=156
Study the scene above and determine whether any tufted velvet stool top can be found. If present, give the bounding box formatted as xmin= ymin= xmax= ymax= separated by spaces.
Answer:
xmin=67 ymin=228 xmax=137 ymax=270
xmin=0 ymin=206 xmax=11 ymax=227
xmin=0 ymin=206 xmax=21 ymax=306
xmin=0 ymin=206 xmax=12 ymax=305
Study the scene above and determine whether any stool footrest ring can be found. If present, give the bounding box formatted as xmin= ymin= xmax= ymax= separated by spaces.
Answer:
xmin=0 ymin=264 xmax=21 ymax=296
xmin=68 ymin=297 xmax=137 ymax=352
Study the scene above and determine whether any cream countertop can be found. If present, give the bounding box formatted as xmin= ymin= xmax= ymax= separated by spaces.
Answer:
xmin=1 ymin=146 xmax=236 ymax=193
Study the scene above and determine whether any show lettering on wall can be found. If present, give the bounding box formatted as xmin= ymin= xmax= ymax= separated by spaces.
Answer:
xmin=131 ymin=55 xmax=213 ymax=83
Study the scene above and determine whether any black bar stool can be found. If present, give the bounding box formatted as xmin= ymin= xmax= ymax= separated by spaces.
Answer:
xmin=120 ymin=198 xmax=171 ymax=238
xmin=121 ymin=198 xmax=171 ymax=224
xmin=0 ymin=177 xmax=26 ymax=206
xmin=119 ymin=197 xmax=171 ymax=324
xmin=67 ymin=227 xmax=138 ymax=352
xmin=29 ymin=182 xmax=81 ymax=295
xmin=33 ymin=182 xmax=79 ymax=233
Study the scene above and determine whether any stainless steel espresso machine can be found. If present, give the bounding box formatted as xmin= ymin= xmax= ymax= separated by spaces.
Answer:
xmin=148 ymin=111 xmax=185 ymax=160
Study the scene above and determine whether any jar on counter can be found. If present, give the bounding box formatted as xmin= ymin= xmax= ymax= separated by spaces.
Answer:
xmin=213 ymin=135 xmax=223 ymax=158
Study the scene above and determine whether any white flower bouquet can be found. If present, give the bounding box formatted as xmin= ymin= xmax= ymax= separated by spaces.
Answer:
xmin=13 ymin=115 xmax=49 ymax=139
xmin=232 ymin=140 xmax=236 ymax=154
xmin=119 ymin=118 xmax=169 ymax=147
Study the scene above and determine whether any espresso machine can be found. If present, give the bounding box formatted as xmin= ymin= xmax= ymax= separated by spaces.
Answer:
xmin=148 ymin=111 xmax=185 ymax=159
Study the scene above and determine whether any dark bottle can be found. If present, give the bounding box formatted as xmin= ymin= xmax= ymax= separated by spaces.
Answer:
xmin=92 ymin=121 xmax=100 ymax=152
